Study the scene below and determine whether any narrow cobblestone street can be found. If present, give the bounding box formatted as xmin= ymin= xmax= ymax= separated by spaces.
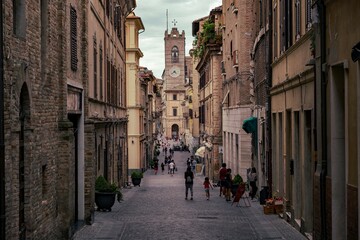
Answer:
xmin=73 ymin=149 xmax=306 ymax=240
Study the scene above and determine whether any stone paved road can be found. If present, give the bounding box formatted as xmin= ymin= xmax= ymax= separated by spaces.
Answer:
xmin=72 ymin=149 xmax=307 ymax=240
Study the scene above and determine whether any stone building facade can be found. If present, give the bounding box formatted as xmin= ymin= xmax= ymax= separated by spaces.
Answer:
xmin=251 ymin=0 xmax=272 ymax=194
xmin=271 ymin=0 xmax=315 ymax=236
xmin=221 ymin=0 xmax=254 ymax=181
xmin=2 ymin=0 xmax=86 ymax=239
xmin=313 ymin=0 xmax=359 ymax=239
xmin=125 ymin=12 xmax=145 ymax=172
xmin=138 ymin=67 xmax=157 ymax=169
xmin=0 ymin=0 xmax=136 ymax=239
xmin=87 ymin=0 xmax=135 ymax=221
xmin=193 ymin=7 xmax=223 ymax=181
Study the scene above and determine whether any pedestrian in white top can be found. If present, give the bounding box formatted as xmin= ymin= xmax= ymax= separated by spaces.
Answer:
xmin=169 ymin=161 xmax=175 ymax=176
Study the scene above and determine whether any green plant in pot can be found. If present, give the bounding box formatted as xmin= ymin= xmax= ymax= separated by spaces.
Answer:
xmin=95 ymin=175 xmax=122 ymax=211
xmin=131 ymin=171 xmax=143 ymax=187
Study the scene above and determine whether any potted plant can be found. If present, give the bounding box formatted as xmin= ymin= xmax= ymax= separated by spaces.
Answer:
xmin=131 ymin=171 xmax=143 ymax=187
xmin=231 ymin=174 xmax=244 ymax=197
xmin=95 ymin=175 xmax=122 ymax=211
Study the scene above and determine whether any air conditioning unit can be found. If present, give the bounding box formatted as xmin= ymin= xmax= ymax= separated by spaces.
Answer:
xmin=233 ymin=50 xmax=239 ymax=68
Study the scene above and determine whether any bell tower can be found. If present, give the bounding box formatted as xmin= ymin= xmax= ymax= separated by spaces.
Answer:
xmin=163 ymin=20 xmax=186 ymax=140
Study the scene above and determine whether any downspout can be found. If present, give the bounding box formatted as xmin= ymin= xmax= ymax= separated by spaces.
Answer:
xmin=0 ymin=0 xmax=5 ymax=238
xmin=318 ymin=0 xmax=327 ymax=239
xmin=266 ymin=0 xmax=273 ymax=195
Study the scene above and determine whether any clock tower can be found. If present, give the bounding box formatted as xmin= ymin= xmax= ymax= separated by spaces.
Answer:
xmin=163 ymin=23 xmax=186 ymax=140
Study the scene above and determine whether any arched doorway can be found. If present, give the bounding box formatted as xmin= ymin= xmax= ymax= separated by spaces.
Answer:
xmin=171 ymin=124 xmax=179 ymax=140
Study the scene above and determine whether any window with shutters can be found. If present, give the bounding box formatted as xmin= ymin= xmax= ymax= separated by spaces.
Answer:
xmin=273 ymin=4 xmax=278 ymax=59
xmin=280 ymin=0 xmax=285 ymax=53
xmin=285 ymin=0 xmax=293 ymax=49
xmin=109 ymin=0 xmax=113 ymax=22
xmin=306 ymin=0 xmax=312 ymax=30
xmin=99 ymin=45 xmax=103 ymax=100
xmin=106 ymin=0 xmax=110 ymax=17
xmin=113 ymin=5 xmax=117 ymax=32
xmin=199 ymin=72 xmax=205 ymax=89
xmin=189 ymin=109 xmax=193 ymax=118
xmin=93 ymin=36 xmax=98 ymax=98
xmin=107 ymin=58 xmax=110 ymax=103
xmin=111 ymin=63 xmax=115 ymax=104
xmin=41 ymin=0 xmax=48 ymax=83
xmin=295 ymin=0 xmax=301 ymax=40
xmin=70 ymin=6 xmax=78 ymax=71
xmin=259 ymin=0 xmax=263 ymax=28
xmin=280 ymin=0 xmax=292 ymax=53
xmin=115 ymin=68 xmax=118 ymax=105
xmin=13 ymin=0 xmax=26 ymax=38
xmin=117 ymin=10 xmax=122 ymax=41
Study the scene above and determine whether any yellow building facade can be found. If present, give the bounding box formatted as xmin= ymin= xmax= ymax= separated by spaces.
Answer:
xmin=126 ymin=12 xmax=145 ymax=171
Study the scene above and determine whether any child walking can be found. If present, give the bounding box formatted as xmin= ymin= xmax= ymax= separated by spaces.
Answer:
xmin=203 ymin=177 xmax=214 ymax=200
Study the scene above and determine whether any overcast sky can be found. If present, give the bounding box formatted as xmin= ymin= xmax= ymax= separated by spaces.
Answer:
xmin=134 ymin=0 xmax=222 ymax=78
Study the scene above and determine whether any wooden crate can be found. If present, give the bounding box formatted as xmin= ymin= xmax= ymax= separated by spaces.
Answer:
xmin=263 ymin=205 xmax=275 ymax=215
xmin=274 ymin=204 xmax=283 ymax=214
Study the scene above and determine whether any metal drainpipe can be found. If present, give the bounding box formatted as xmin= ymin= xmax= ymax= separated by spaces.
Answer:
xmin=318 ymin=0 xmax=328 ymax=239
xmin=0 ymin=0 xmax=5 ymax=238
xmin=266 ymin=0 xmax=273 ymax=195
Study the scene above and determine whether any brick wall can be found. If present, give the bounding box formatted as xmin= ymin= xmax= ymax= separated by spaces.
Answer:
xmin=2 ymin=0 xmax=84 ymax=239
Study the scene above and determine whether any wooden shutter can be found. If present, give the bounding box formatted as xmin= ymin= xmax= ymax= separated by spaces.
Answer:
xmin=70 ymin=6 xmax=78 ymax=71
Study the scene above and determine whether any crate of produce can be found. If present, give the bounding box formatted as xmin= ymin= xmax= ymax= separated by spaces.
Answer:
xmin=263 ymin=205 xmax=275 ymax=215
xmin=274 ymin=204 xmax=283 ymax=214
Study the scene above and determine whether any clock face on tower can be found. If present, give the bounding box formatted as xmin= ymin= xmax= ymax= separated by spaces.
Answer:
xmin=169 ymin=66 xmax=181 ymax=78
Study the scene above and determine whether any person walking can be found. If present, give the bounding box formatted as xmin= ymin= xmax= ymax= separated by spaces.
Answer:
xmin=191 ymin=158 xmax=197 ymax=173
xmin=169 ymin=161 xmax=175 ymax=176
xmin=184 ymin=167 xmax=194 ymax=200
xmin=203 ymin=177 xmax=214 ymax=200
xmin=224 ymin=168 xmax=232 ymax=201
xmin=218 ymin=163 xmax=227 ymax=197
xmin=248 ymin=167 xmax=258 ymax=200
xmin=154 ymin=161 xmax=158 ymax=175
xmin=161 ymin=162 xmax=165 ymax=174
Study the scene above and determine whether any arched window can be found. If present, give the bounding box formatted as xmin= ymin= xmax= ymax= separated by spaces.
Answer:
xmin=171 ymin=46 xmax=179 ymax=63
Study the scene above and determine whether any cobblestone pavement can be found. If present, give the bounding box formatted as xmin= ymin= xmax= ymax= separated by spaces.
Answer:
xmin=72 ymin=148 xmax=307 ymax=240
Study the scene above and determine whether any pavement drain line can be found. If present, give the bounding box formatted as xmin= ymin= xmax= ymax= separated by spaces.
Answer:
xmin=261 ymin=238 xmax=284 ymax=240
xmin=197 ymin=216 xmax=218 ymax=219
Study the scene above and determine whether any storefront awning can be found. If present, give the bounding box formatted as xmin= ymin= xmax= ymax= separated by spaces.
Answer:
xmin=242 ymin=117 xmax=257 ymax=134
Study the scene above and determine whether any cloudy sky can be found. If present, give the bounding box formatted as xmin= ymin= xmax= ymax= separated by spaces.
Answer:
xmin=134 ymin=0 xmax=222 ymax=78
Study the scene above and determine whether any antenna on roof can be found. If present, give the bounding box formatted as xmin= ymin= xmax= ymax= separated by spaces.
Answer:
xmin=166 ymin=9 xmax=168 ymax=32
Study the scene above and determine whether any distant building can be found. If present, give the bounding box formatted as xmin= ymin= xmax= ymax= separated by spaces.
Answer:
xmin=163 ymin=26 xmax=187 ymax=140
